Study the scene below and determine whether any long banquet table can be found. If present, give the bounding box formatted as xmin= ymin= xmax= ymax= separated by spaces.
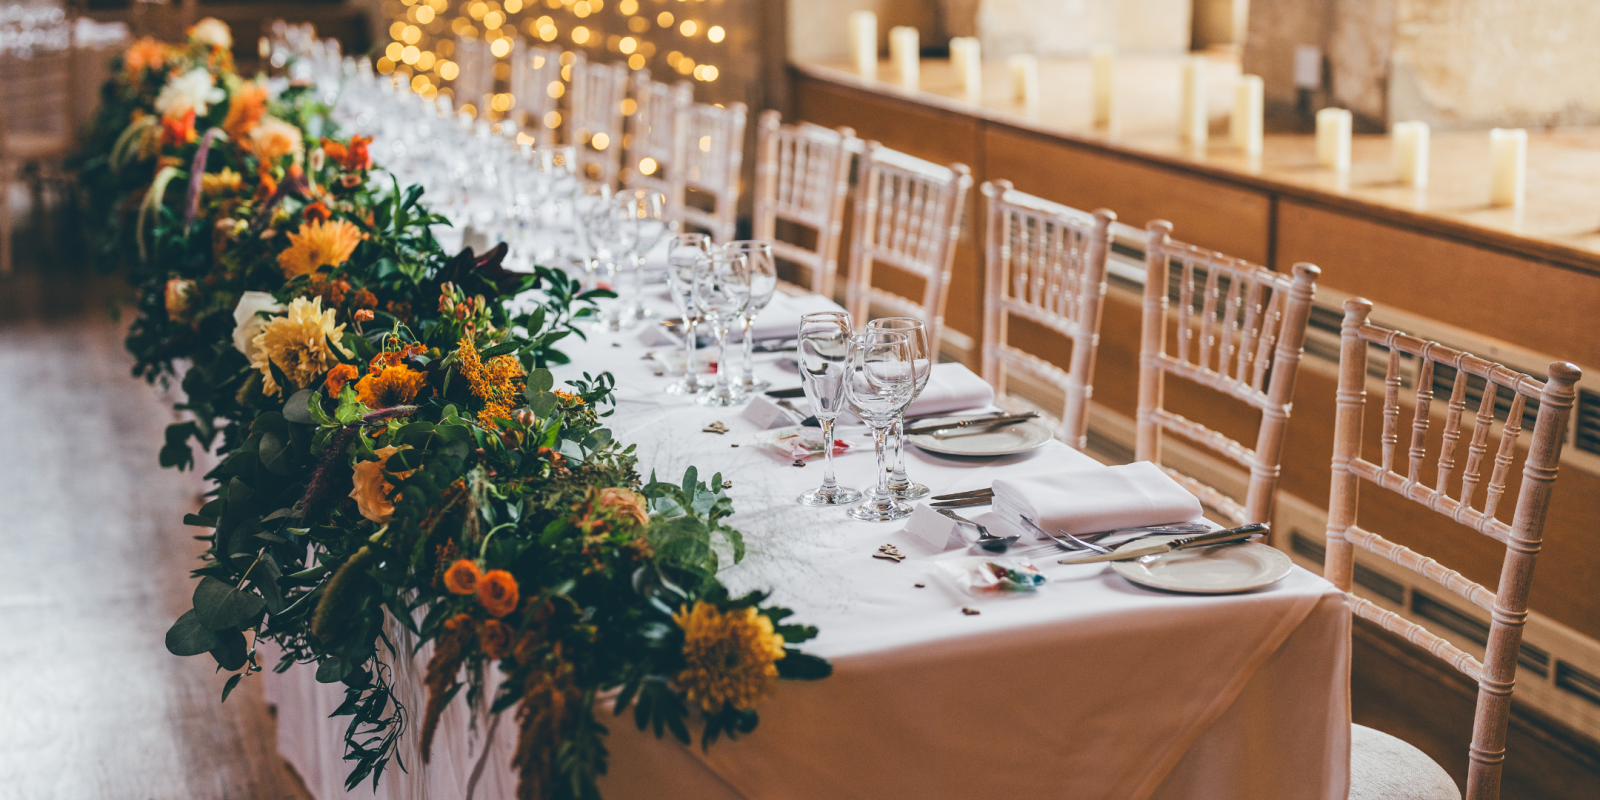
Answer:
xmin=265 ymin=286 xmax=1352 ymax=800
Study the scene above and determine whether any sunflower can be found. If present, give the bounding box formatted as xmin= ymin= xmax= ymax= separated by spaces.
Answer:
xmin=277 ymin=219 xmax=365 ymax=278
xmin=673 ymin=601 xmax=786 ymax=713
xmin=455 ymin=336 xmax=526 ymax=427
xmin=249 ymin=296 xmax=350 ymax=396
xmin=222 ymin=83 xmax=268 ymax=139
xmin=356 ymin=364 xmax=428 ymax=409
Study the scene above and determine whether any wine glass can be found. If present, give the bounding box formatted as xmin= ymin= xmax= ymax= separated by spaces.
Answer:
xmin=797 ymin=312 xmax=862 ymax=506
xmin=843 ymin=329 xmax=917 ymax=522
xmin=616 ymin=188 xmax=673 ymax=324
xmin=724 ymin=241 xmax=778 ymax=393
xmin=572 ymin=180 xmax=612 ymax=292
xmin=693 ymin=250 xmax=751 ymax=407
xmin=664 ymin=232 xmax=711 ymax=395
xmin=867 ymin=317 xmax=932 ymax=501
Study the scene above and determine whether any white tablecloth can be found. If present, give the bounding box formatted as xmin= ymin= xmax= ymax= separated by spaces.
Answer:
xmin=265 ymin=287 xmax=1351 ymax=800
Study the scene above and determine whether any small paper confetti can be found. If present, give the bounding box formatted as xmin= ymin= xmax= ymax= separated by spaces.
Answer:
xmin=872 ymin=552 xmax=904 ymax=563
xmin=702 ymin=421 xmax=729 ymax=434
xmin=961 ymin=607 xmax=981 ymax=616
xmin=730 ymin=443 xmax=739 ymax=448
xmin=611 ymin=342 xmax=622 ymax=348
xmin=792 ymin=459 xmax=805 ymax=467
xmin=913 ymin=582 xmax=926 ymax=588
xmin=722 ymin=480 xmax=733 ymax=489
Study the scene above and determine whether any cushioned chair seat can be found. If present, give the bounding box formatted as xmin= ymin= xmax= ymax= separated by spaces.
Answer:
xmin=1350 ymin=724 xmax=1462 ymax=800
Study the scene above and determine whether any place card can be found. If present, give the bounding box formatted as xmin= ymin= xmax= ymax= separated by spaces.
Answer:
xmin=741 ymin=395 xmax=802 ymax=429
xmin=904 ymin=503 xmax=965 ymax=552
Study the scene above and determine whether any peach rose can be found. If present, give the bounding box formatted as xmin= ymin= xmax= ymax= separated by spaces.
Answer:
xmin=348 ymin=445 xmax=414 ymax=523
xmin=476 ymin=570 xmax=519 ymax=618
xmin=597 ymin=487 xmax=649 ymax=528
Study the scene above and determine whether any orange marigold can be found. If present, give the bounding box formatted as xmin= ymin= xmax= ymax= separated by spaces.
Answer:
xmin=477 ymin=570 xmax=520 ymax=618
xmin=356 ymin=365 xmax=428 ymax=409
xmin=456 ymin=336 xmax=526 ymax=427
xmin=368 ymin=343 xmax=426 ymax=375
xmin=302 ymin=200 xmax=332 ymax=222
xmin=222 ymin=82 xmax=268 ymax=139
xmin=479 ymin=619 xmax=513 ymax=660
xmin=324 ymin=363 xmax=359 ymax=396
xmin=278 ymin=219 xmax=365 ymax=278
xmin=443 ymin=559 xmax=481 ymax=595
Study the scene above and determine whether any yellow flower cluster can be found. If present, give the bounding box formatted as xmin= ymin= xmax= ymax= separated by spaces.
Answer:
xmin=673 ymin=601 xmax=786 ymax=713
xmin=249 ymin=296 xmax=349 ymax=396
xmin=456 ymin=336 xmax=525 ymax=427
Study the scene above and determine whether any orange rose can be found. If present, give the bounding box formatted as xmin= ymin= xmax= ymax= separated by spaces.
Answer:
xmin=479 ymin=619 xmax=513 ymax=659
xmin=443 ymin=559 xmax=481 ymax=595
xmin=347 ymin=445 xmax=414 ymax=523
xmin=324 ymin=363 xmax=359 ymax=396
xmin=476 ymin=570 xmax=519 ymax=618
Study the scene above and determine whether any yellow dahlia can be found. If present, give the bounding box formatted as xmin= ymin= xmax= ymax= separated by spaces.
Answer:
xmin=277 ymin=218 xmax=364 ymax=278
xmin=249 ymin=296 xmax=350 ymax=396
xmin=673 ymin=601 xmax=786 ymax=713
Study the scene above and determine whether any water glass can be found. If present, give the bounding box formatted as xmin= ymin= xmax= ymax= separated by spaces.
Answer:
xmin=665 ymin=233 xmax=711 ymax=395
xmin=867 ymin=317 xmax=932 ymax=501
xmin=844 ymin=329 xmax=917 ymax=522
xmin=616 ymin=188 xmax=672 ymax=324
xmin=724 ymin=241 xmax=778 ymax=393
xmin=693 ymin=251 xmax=751 ymax=407
xmin=797 ymin=312 xmax=862 ymax=506
xmin=572 ymin=181 xmax=612 ymax=292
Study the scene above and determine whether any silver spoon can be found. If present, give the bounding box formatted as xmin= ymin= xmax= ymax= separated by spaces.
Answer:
xmin=936 ymin=508 xmax=1019 ymax=552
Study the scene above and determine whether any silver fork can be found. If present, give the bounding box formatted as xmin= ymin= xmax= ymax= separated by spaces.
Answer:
xmin=1020 ymin=516 xmax=1111 ymax=554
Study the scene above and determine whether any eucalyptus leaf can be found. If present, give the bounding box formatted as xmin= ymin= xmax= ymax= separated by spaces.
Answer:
xmin=193 ymin=576 xmax=266 ymax=630
xmin=165 ymin=609 xmax=221 ymax=656
xmin=283 ymin=388 xmax=315 ymax=424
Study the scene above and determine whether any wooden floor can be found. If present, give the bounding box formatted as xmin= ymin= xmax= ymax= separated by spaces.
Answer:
xmin=0 ymin=227 xmax=311 ymax=798
xmin=2 ymin=208 xmax=1597 ymax=799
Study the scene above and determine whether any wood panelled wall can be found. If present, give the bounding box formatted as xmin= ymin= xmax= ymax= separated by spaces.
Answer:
xmin=791 ymin=70 xmax=1600 ymax=649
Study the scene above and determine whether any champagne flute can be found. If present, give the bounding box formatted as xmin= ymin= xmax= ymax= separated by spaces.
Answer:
xmin=693 ymin=250 xmax=751 ymax=407
xmin=724 ymin=241 xmax=778 ymax=393
xmin=797 ymin=312 xmax=862 ymax=506
xmin=664 ymin=233 xmax=711 ymax=395
xmin=844 ymin=329 xmax=917 ymax=522
xmin=867 ymin=317 xmax=932 ymax=501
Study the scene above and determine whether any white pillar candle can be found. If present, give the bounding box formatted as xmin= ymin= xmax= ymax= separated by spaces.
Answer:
xmin=1179 ymin=54 xmax=1207 ymax=145
xmin=953 ymin=38 xmax=982 ymax=102
xmin=1315 ymin=107 xmax=1352 ymax=172
xmin=1008 ymin=53 xmax=1039 ymax=109
xmin=889 ymin=26 xmax=920 ymax=89
xmin=849 ymin=11 xmax=877 ymax=79
xmin=1231 ymin=74 xmax=1263 ymax=156
xmin=1091 ymin=44 xmax=1115 ymax=127
xmin=1392 ymin=120 xmax=1429 ymax=188
xmin=1489 ymin=127 xmax=1527 ymax=207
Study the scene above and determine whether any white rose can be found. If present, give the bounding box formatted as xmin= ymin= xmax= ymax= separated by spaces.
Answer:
xmin=154 ymin=68 xmax=225 ymax=117
xmin=188 ymin=18 xmax=233 ymax=50
xmin=232 ymin=291 xmax=284 ymax=361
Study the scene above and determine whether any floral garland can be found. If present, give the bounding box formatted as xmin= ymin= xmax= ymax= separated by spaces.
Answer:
xmin=78 ymin=21 xmax=830 ymax=798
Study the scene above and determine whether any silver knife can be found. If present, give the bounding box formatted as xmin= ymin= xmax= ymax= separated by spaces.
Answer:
xmin=930 ymin=418 xmax=1035 ymax=439
xmin=929 ymin=496 xmax=993 ymax=508
xmin=1056 ymin=524 xmax=1269 ymax=565
xmin=905 ymin=412 xmax=1037 ymax=436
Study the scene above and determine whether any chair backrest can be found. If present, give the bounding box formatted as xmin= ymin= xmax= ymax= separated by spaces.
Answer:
xmin=752 ymin=110 xmax=859 ymax=298
xmin=979 ymin=180 xmax=1114 ymax=450
xmin=623 ymin=69 xmax=692 ymax=206
xmin=452 ymin=35 xmax=495 ymax=116
xmin=844 ymin=142 xmax=972 ymax=353
xmin=676 ymin=100 xmax=747 ymax=244
xmin=1326 ymin=299 xmax=1580 ymax=800
xmin=568 ymin=52 xmax=627 ymax=185
xmin=508 ymin=39 xmax=561 ymax=145
xmin=1135 ymin=220 xmax=1319 ymax=525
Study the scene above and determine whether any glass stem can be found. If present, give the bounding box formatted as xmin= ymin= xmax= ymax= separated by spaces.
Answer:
xmin=871 ymin=423 xmax=893 ymax=502
xmin=714 ymin=324 xmax=731 ymax=397
xmin=740 ymin=315 xmax=755 ymax=381
xmin=819 ymin=417 xmax=839 ymax=493
xmin=681 ymin=310 xmax=697 ymax=379
xmin=887 ymin=415 xmax=909 ymax=490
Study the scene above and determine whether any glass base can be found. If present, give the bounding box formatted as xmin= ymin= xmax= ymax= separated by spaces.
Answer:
xmin=847 ymin=497 xmax=913 ymax=522
xmin=663 ymin=376 xmax=708 ymax=395
xmin=871 ymin=481 xmax=930 ymax=501
xmin=798 ymin=485 xmax=863 ymax=506
xmin=696 ymin=388 xmax=748 ymax=407
xmin=732 ymin=375 xmax=772 ymax=393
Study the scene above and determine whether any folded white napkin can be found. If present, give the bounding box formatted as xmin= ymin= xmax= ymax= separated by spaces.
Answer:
xmin=736 ymin=293 xmax=847 ymax=342
xmin=991 ymin=461 xmax=1203 ymax=537
xmin=906 ymin=362 xmax=996 ymax=417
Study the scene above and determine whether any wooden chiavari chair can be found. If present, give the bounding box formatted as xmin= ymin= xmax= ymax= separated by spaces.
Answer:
xmin=843 ymin=142 xmax=972 ymax=353
xmin=752 ymin=110 xmax=859 ymax=297
xmin=1327 ymin=298 xmax=1580 ymax=800
xmin=567 ymin=53 xmax=627 ymax=186
xmin=2 ymin=36 xmax=75 ymax=277
xmin=1135 ymin=220 xmax=1319 ymax=525
xmin=676 ymin=100 xmax=746 ymax=244
xmin=508 ymin=40 xmax=561 ymax=145
xmin=623 ymin=69 xmax=692 ymax=206
xmin=979 ymin=181 xmax=1114 ymax=450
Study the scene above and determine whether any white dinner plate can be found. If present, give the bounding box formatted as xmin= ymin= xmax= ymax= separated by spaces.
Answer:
xmin=907 ymin=417 xmax=1054 ymax=458
xmin=1110 ymin=535 xmax=1292 ymax=594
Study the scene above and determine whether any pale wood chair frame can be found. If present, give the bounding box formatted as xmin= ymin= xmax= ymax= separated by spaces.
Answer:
xmin=752 ymin=110 xmax=860 ymax=298
xmin=844 ymin=142 xmax=973 ymax=352
xmin=451 ymin=35 xmax=496 ymax=115
xmin=979 ymin=180 xmax=1114 ymax=450
xmin=676 ymin=100 xmax=747 ymax=244
xmin=1135 ymin=220 xmax=1320 ymax=525
xmin=622 ymin=69 xmax=693 ymax=207
xmin=2 ymin=35 xmax=76 ymax=277
xmin=508 ymin=40 xmax=561 ymax=146
xmin=1327 ymin=298 xmax=1581 ymax=800
xmin=568 ymin=53 xmax=627 ymax=186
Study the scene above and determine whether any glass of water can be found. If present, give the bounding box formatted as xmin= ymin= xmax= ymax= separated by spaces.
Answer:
xmin=797 ymin=312 xmax=862 ymax=506
xmin=664 ymin=232 xmax=711 ymax=395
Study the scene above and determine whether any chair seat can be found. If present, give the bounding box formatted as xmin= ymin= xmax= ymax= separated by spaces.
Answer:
xmin=1350 ymin=724 xmax=1461 ymax=800
xmin=4 ymin=132 xmax=72 ymax=161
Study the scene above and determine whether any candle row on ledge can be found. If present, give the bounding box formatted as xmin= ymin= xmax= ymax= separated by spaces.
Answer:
xmin=1318 ymin=111 xmax=1527 ymax=208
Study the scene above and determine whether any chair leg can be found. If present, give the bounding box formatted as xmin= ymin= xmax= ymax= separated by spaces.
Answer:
xmin=1 ymin=160 xmax=13 ymax=277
